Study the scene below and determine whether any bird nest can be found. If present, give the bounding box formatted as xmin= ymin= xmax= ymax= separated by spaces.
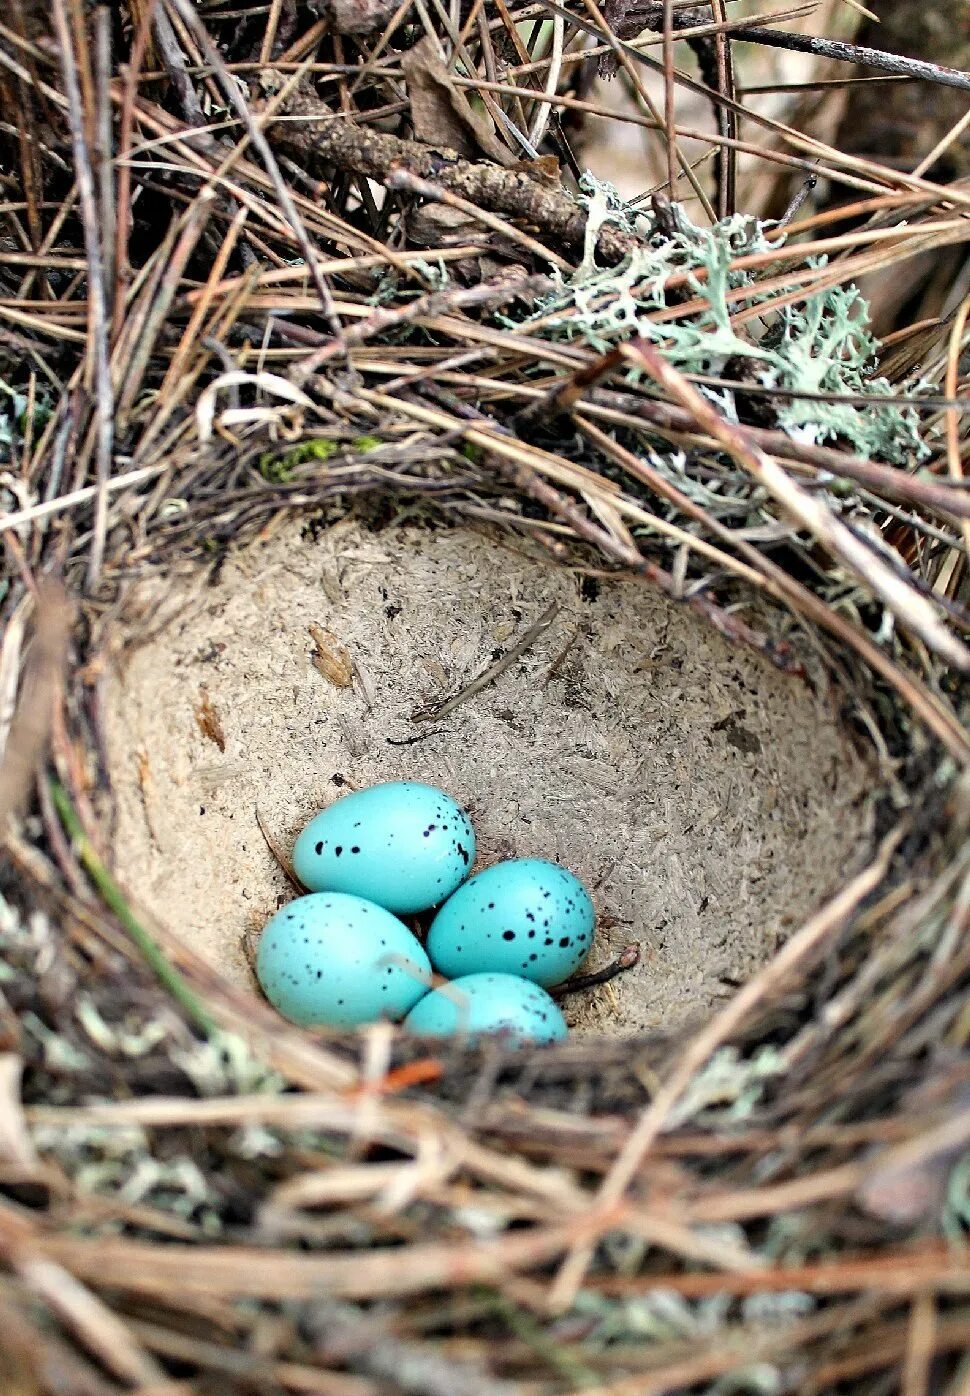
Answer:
xmin=2 ymin=1 xmax=970 ymax=1391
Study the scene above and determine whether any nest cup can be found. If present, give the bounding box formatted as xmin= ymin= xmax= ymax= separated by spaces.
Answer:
xmin=104 ymin=518 xmax=871 ymax=1038
xmin=3 ymin=0 xmax=970 ymax=1387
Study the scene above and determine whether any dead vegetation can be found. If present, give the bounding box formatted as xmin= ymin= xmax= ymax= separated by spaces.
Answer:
xmin=1 ymin=0 xmax=970 ymax=1390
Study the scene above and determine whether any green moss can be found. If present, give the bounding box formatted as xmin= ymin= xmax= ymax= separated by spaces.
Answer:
xmin=258 ymin=435 xmax=381 ymax=482
xmin=258 ymin=437 xmax=339 ymax=481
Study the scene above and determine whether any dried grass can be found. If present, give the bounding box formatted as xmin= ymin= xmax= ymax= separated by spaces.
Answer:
xmin=1 ymin=0 xmax=969 ymax=1390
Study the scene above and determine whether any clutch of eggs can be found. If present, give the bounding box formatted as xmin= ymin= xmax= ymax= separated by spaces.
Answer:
xmin=255 ymin=781 xmax=597 ymax=1042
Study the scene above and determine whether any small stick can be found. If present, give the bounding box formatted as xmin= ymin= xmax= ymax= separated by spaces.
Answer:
xmin=411 ymin=603 xmax=560 ymax=722
xmin=543 ymin=622 xmax=584 ymax=687
xmin=51 ymin=0 xmax=114 ymax=590
xmin=733 ymin=25 xmax=970 ymax=94
xmin=385 ymin=167 xmax=572 ymax=273
xmin=550 ymin=944 xmax=641 ymax=1000
xmin=255 ymin=805 xmax=305 ymax=893
xmin=775 ymin=166 xmax=820 ymax=231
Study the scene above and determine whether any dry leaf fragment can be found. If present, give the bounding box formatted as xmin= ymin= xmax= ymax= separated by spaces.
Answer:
xmin=194 ymin=686 xmax=226 ymax=752
xmin=402 ymin=37 xmax=516 ymax=168
xmin=309 ymin=625 xmax=353 ymax=687
xmin=319 ymin=0 xmax=400 ymax=35
xmin=404 ymin=202 xmax=479 ymax=250
xmin=513 ymin=154 xmax=562 ymax=187
xmin=857 ymin=1076 xmax=970 ymax=1225
xmin=0 ymin=580 xmax=73 ymax=828
xmin=0 ymin=1056 xmax=38 ymax=1171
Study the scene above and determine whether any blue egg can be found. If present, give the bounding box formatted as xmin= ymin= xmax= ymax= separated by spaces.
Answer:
xmin=427 ymin=859 xmax=595 ymax=987
xmin=403 ymin=972 xmax=567 ymax=1044
xmin=292 ymin=782 xmax=475 ymax=915
xmin=256 ymin=892 xmax=431 ymax=1027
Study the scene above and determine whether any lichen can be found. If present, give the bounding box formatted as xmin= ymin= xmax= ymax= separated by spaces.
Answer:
xmin=30 ymin=1118 xmax=224 ymax=1230
xmin=525 ymin=177 xmax=927 ymax=465
xmin=666 ymin=1045 xmax=784 ymax=1127
xmin=172 ymin=1029 xmax=285 ymax=1098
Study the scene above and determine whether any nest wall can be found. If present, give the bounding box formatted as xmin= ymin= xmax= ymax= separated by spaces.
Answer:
xmin=1 ymin=0 xmax=969 ymax=1391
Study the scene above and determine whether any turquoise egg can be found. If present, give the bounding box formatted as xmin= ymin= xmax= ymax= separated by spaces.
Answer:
xmin=292 ymin=782 xmax=475 ymax=915
xmin=426 ymin=859 xmax=595 ymax=987
xmin=256 ymin=892 xmax=432 ymax=1027
xmin=403 ymin=972 xmax=567 ymax=1044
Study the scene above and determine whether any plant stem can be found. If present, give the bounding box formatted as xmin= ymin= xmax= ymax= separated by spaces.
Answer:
xmin=49 ymin=780 xmax=217 ymax=1035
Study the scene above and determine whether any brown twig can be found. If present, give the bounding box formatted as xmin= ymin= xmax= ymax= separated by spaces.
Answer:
xmin=51 ymin=0 xmax=114 ymax=590
xmin=260 ymin=80 xmax=642 ymax=264
xmin=411 ymin=602 xmax=560 ymax=722
xmin=550 ymin=944 xmax=641 ymax=1000
xmin=254 ymin=805 xmax=305 ymax=893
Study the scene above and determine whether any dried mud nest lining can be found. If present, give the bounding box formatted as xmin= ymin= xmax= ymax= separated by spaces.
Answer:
xmin=105 ymin=520 xmax=869 ymax=1037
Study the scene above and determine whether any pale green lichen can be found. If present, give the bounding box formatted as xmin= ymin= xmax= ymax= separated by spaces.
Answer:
xmin=665 ymin=1044 xmax=784 ymax=1127
xmin=525 ymin=177 xmax=927 ymax=465
xmin=30 ymin=1118 xmax=224 ymax=1231
xmin=172 ymin=1028 xmax=285 ymax=1097
xmin=944 ymin=1150 xmax=970 ymax=1243
xmin=75 ymin=997 xmax=172 ymax=1057
xmin=573 ymin=1286 xmax=732 ymax=1343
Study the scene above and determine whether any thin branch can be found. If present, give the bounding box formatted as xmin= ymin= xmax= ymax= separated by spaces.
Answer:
xmin=411 ymin=603 xmax=560 ymax=722
xmin=51 ymin=0 xmax=114 ymax=589
xmin=550 ymin=944 xmax=641 ymax=1000
xmin=261 ymin=81 xmax=643 ymax=264
xmin=733 ymin=24 xmax=970 ymax=93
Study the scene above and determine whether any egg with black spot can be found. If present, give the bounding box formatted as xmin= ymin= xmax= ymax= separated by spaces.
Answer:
xmin=256 ymin=892 xmax=432 ymax=1027
xmin=427 ymin=858 xmax=595 ymax=987
xmin=292 ymin=781 xmax=475 ymax=914
xmin=403 ymin=972 xmax=567 ymax=1044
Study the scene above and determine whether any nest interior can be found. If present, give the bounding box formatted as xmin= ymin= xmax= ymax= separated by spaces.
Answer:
xmin=104 ymin=517 xmax=869 ymax=1034
xmin=1 ymin=0 xmax=970 ymax=1391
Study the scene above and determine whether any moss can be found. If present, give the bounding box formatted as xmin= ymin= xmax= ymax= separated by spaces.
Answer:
xmin=259 ymin=437 xmax=340 ymax=481
xmin=258 ymin=435 xmax=381 ymax=482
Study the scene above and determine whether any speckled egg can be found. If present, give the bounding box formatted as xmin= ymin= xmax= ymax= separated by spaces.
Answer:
xmin=256 ymin=892 xmax=432 ymax=1027
xmin=403 ymin=972 xmax=567 ymax=1044
xmin=292 ymin=782 xmax=475 ymax=915
xmin=426 ymin=858 xmax=595 ymax=987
